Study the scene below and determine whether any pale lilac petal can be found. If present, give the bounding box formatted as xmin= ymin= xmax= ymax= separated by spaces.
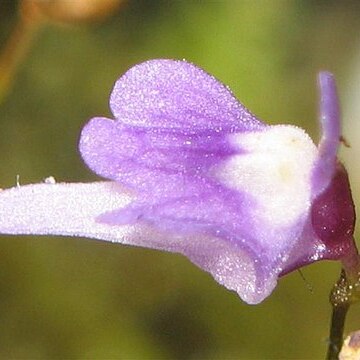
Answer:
xmin=79 ymin=116 xmax=236 ymax=194
xmin=0 ymin=181 xmax=276 ymax=304
xmin=0 ymin=182 xmax=134 ymax=240
xmin=109 ymin=59 xmax=263 ymax=131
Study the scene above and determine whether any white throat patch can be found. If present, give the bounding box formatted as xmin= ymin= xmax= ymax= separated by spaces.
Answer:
xmin=215 ymin=125 xmax=318 ymax=229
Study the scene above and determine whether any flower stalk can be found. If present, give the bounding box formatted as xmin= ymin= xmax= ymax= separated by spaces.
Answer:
xmin=327 ymin=242 xmax=360 ymax=359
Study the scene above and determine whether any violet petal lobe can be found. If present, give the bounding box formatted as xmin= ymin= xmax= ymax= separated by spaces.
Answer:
xmin=109 ymin=59 xmax=263 ymax=131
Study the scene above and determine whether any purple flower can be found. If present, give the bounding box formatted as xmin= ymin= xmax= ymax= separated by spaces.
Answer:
xmin=0 ymin=60 xmax=355 ymax=304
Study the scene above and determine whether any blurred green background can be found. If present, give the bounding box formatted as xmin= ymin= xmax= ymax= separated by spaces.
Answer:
xmin=1 ymin=1 xmax=360 ymax=358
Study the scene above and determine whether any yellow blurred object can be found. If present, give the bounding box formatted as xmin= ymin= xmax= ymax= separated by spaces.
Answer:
xmin=0 ymin=0 xmax=126 ymax=102
xmin=339 ymin=331 xmax=360 ymax=360
xmin=21 ymin=0 xmax=126 ymax=24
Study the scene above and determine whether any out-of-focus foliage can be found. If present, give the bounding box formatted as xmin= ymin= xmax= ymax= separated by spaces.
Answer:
xmin=0 ymin=1 xmax=360 ymax=358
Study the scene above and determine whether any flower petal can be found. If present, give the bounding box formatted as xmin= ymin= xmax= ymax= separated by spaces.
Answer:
xmin=79 ymin=116 xmax=237 ymax=194
xmin=109 ymin=59 xmax=263 ymax=131
xmin=0 ymin=181 xmax=276 ymax=304
xmin=0 ymin=182 xmax=134 ymax=240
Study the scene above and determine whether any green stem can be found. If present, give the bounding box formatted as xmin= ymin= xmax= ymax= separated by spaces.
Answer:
xmin=326 ymin=270 xmax=350 ymax=359
xmin=326 ymin=241 xmax=360 ymax=359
